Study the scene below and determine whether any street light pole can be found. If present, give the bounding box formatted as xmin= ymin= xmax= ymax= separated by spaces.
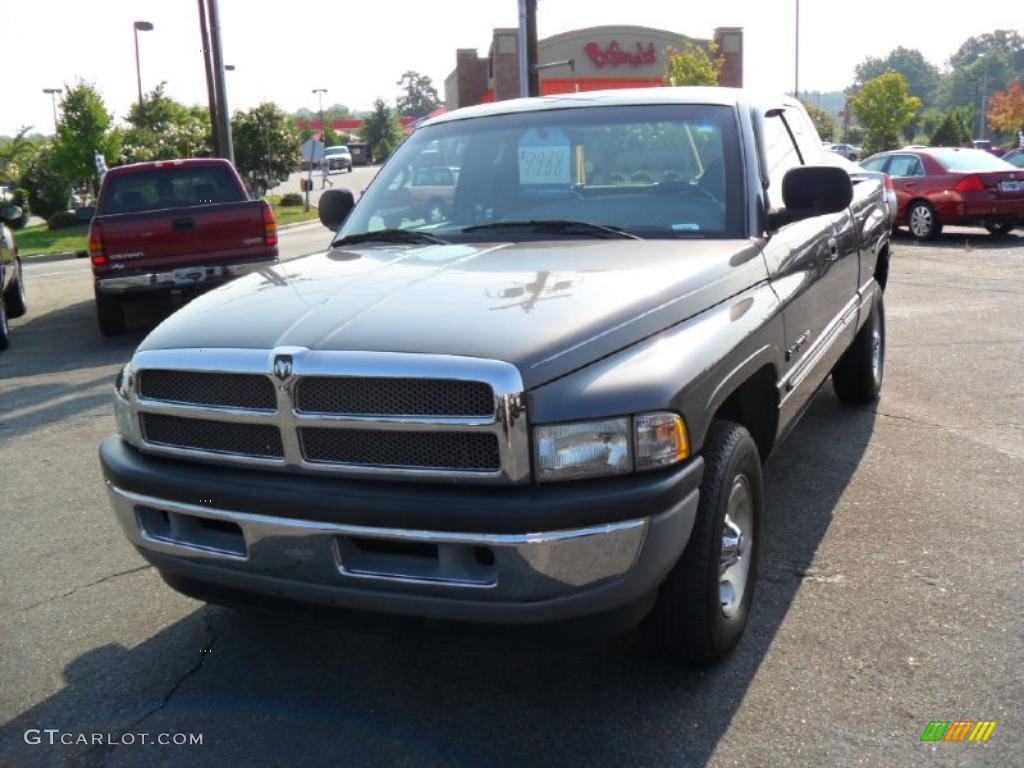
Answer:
xmin=133 ymin=21 xmax=154 ymax=113
xmin=42 ymin=88 xmax=61 ymax=134
xmin=309 ymin=88 xmax=327 ymax=211
xmin=197 ymin=0 xmax=222 ymax=157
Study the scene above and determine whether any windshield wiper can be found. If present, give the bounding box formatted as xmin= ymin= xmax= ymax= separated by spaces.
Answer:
xmin=461 ymin=219 xmax=642 ymax=240
xmin=332 ymin=229 xmax=449 ymax=247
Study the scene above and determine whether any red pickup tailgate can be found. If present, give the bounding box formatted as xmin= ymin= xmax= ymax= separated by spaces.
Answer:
xmin=94 ymin=201 xmax=272 ymax=274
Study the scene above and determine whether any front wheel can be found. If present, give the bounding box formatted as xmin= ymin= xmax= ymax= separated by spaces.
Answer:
xmin=984 ymin=221 xmax=1015 ymax=236
xmin=641 ymin=420 xmax=763 ymax=667
xmin=832 ymin=290 xmax=885 ymax=404
xmin=0 ymin=299 xmax=10 ymax=350
xmin=907 ymin=201 xmax=941 ymax=240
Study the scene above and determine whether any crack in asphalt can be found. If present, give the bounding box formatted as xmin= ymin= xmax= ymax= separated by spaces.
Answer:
xmin=80 ymin=608 xmax=221 ymax=766
xmin=18 ymin=564 xmax=153 ymax=612
xmin=864 ymin=409 xmax=1023 ymax=433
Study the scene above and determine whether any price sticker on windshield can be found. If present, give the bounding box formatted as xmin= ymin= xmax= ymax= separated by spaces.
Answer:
xmin=519 ymin=128 xmax=572 ymax=198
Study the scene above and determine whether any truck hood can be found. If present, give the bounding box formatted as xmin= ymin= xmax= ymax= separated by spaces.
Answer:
xmin=139 ymin=239 xmax=767 ymax=388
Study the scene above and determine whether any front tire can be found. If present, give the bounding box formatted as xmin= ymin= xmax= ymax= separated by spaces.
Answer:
xmin=833 ymin=290 xmax=885 ymax=404
xmin=642 ymin=420 xmax=763 ymax=667
xmin=3 ymin=258 xmax=27 ymax=318
xmin=907 ymin=201 xmax=941 ymax=240
xmin=0 ymin=298 xmax=10 ymax=350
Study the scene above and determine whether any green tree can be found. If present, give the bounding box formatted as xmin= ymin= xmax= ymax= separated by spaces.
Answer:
xmin=802 ymin=101 xmax=837 ymax=141
xmin=664 ymin=41 xmax=722 ymax=86
xmin=949 ymin=30 xmax=1024 ymax=72
xmin=359 ymin=99 xmax=404 ymax=163
xmin=51 ymin=82 xmax=119 ymax=195
xmin=120 ymin=83 xmax=212 ymax=163
xmin=395 ymin=71 xmax=440 ymax=118
xmin=849 ymin=72 xmax=921 ymax=155
xmin=231 ymin=102 xmax=301 ymax=193
xmin=930 ymin=112 xmax=972 ymax=146
xmin=19 ymin=143 xmax=68 ymax=218
xmin=0 ymin=126 xmax=42 ymax=181
xmin=851 ymin=47 xmax=941 ymax=105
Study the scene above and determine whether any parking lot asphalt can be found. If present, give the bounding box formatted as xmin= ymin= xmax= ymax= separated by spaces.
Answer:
xmin=1 ymin=227 xmax=1021 ymax=767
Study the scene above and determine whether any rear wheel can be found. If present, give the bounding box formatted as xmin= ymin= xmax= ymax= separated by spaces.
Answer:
xmin=641 ymin=420 xmax=762 ymax=667
xmin=907 ymin=201 xmax=941 ymax=240
xmin=984 ymin=221 xmax=1015 ymax=236
xmin=95 ymin=291 xmax=125 ymax=336
xmin=833 ymin=291 xmax=885 ymax=404
xmin=3 ymin=258 xmax=27 ymax=318
xmin=0 ymin=298 xmax=10 ymax=350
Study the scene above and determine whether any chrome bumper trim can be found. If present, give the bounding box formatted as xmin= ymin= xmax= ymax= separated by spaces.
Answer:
xmin=107 ymin=483 xmax=649 ymax=601
xmin=96 ymin=259 xmax=276 ymax=294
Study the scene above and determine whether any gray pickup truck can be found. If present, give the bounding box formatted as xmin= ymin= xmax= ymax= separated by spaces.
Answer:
xmin=100 ymin=88 xmax=891 ymax=665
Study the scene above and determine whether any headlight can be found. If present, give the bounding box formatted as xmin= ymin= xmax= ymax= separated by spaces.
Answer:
xmin=113 ymin=362 xmax=140 ymax=445
xmin=535 ymin=418 xmax=631 ymax=482
xmin=534 ymin=412 xmax=689 ymax=482
xmin=635 ymin=412 xmax=689 ymax=471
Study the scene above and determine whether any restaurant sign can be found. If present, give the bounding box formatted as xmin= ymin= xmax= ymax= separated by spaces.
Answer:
xmin=583 ymin=41 xmax=658 ymax=69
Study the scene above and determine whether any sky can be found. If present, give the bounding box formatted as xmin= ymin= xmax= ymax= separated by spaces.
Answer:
xmin=3 ymin=0 xmax=1022 ymax=136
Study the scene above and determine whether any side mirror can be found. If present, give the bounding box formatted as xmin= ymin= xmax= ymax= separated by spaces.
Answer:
xmin=769 ymin=165 xmax=853 ymax=229
xmin=1 ymin=205 xmax=23 ymax=224
xmin=319 ymin=188 xmax=355 ymax=231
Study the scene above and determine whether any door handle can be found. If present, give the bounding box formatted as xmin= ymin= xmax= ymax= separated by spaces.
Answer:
xmin=823 ymin=237 xmax=839 ymax=261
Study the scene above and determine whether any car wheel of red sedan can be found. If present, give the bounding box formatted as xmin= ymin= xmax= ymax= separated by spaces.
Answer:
xmin=907 ymin=201 xmax=941 ymax=240
xmin=984 ymin=221 xmax=1015 ymax=237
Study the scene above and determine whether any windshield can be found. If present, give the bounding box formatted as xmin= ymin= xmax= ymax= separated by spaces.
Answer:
xmin=340 ymin=104 xmax=743 ymax=241
xmin=930 ymin=149 xmax=1017 ymax=171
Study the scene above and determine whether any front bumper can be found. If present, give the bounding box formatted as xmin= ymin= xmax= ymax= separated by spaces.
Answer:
xmin=100 ymin=437 xmax=702 ymax=624
xmin=95 ymin=256 xmax=277 ymax=295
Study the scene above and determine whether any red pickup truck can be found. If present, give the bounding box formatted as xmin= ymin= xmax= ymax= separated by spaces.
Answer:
xmin=88 ymin=158 xmax=278 ymax=335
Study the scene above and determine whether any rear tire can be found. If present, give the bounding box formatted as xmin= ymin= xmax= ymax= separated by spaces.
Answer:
xmin=641 ymin=420 xmax=763 ymax=667
xmin=3 ymin=258 xmax=27 ymax=318
xmin=907 ymin=201 xmax=941 ymax=240
xmin=833 ymin=290 xmax=885 ymax=404
xmin=984 ymin=221 xmax=1014 ymax=236
xmin=96 ymin=291 xmax=125 ymax=336
xmin=0 ymin=299 xmax=10 ymax=350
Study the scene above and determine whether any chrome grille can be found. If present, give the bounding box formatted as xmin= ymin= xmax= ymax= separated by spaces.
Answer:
xmin=139 ymin=370 xmax=276 ymax=410
xmin=141 ymin=413 xmax=284 ymax=458
xmin=295 ymin=376 xmax=494 ymax=417
xmin=128 ymin=349 xmax=530 ymax=484
xmin=300 ymin=428 xmax=500 ymax=470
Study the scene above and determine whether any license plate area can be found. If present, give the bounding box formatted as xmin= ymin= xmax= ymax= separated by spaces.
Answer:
xmin=999 ymin=180 xmax=1023 ymax=193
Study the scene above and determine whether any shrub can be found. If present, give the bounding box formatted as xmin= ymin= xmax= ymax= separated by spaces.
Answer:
xmin=930 ymin=113 xmax=971 ymax=147
xmin=279 ymin=192 xmax=303 ymax=207
xmin=20 ymin=152 xmax=69 ymax=220
xmin=47 ymin=210 xmax=79 ymax=229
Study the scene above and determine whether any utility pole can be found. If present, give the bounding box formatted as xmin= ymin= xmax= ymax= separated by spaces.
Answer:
xmin=308 ymin=88 xmax=327 ymax=211
xmin=794 ymin=0 xmax=800 ymax=100
xmin=207 ymin=0 xmax=234 ymax=164
xmin=517 ymin=0 xmax=539 ymax=97
xmin=197 ymin=0 xmax=221 ymax=156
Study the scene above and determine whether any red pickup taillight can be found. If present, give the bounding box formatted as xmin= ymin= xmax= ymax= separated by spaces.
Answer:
xmin=882 ymin=172 xmax=895 ymax=193
xmin=955 ymin=175 xmax=986 ymax=192
xmin=88 ymin=222 xmax=105 ymax=265
xmin=262 ymin=203 xmax=278 ymax=246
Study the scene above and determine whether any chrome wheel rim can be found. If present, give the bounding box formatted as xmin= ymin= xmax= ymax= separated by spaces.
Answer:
xmin=720 ymin=474 xmax=753 ymax=619
xmin=909 ymin=205 xmax=932 ymax=237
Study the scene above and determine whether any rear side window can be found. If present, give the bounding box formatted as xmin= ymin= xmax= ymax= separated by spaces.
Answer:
xmin=887 ymin=155 xmax=925 ymax=178
xmin=101 ymin=165 xmax=244 ymax=214
xmin=861 ymin=155 xmax=887 ymax=172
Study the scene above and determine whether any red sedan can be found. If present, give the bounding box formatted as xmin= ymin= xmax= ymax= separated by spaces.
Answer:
xmin=860 ymin=148 xmax=1024 ymax=238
